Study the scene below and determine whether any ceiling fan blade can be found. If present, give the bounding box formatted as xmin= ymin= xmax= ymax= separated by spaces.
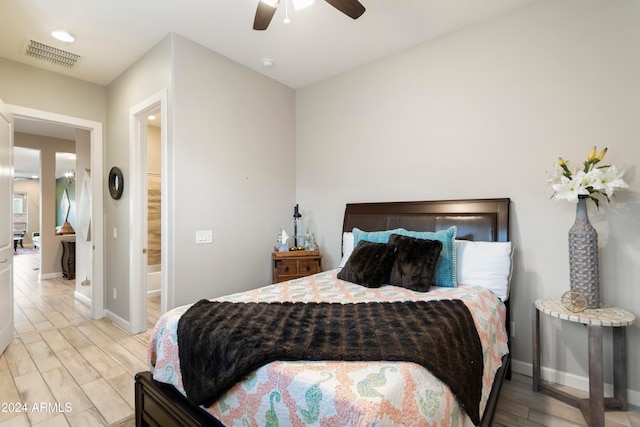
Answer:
xmin=253 ymin=1 xmax=279 ymax=30
xmin=324 ymin=0 xmax=365 ymax=19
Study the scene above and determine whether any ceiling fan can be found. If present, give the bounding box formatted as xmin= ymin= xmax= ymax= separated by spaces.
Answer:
xmin=253 ymin=0 xmax=365 ymax=30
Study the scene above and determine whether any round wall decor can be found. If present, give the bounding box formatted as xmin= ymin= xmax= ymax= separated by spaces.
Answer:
xmin=108 ymin=167 xmax=124 ymax=200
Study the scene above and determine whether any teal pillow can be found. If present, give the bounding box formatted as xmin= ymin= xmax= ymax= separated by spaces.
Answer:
xmin=395 ymin=227 xmax=457 ymax=288
xmin=352 ymin=228 xmax=405 ymax=248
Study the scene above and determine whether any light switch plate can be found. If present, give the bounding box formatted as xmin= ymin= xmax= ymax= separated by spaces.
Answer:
xmin=196 ymin=230 xmax=213 ymax=244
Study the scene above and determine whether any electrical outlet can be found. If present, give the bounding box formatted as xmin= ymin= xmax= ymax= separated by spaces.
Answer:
xmin=196 ymin=230 xmax=213 ymax=244
xmin=113 ymin=288 xmax=117 ymax=300
xmin=511 ymin=321 xmax=516 ymax=338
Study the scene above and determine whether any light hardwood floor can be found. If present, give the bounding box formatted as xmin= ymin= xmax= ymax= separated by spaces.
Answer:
xmin=2 ymin=252 xmax=639 ymax=426
xmin=2 ymin=252 xmax=160 ymax=426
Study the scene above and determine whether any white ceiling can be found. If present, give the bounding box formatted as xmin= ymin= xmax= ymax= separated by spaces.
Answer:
xmin=3 ymin=0 xmax=534 ymax=178
xmin=0 ymin=0 xmax=534 ymax=89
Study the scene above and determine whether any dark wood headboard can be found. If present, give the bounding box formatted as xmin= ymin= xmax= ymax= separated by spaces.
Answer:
xmin=342 ymin=198 xmax=510 ymax=242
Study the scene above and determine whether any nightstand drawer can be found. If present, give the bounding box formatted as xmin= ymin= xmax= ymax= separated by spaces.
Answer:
xmin=298 ymin=260 xmax=320 ymax=275
xmin=276 ymin=260 xmax=298 ymax=275
xmin=272 ymin=251 xmax=322 ymax=283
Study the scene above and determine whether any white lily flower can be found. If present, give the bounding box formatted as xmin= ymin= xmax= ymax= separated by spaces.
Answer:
xmin=548 ymin=147 xmax=627 ymax=206
xmin=546 ymin=163 xmax=564 ymax=185
xmin=583 ymin=168 xmax=604 ymax=190
xmin=551 ymin=173 xmax=589 ymax=203
xmin=599 ymin=165 xmax=629 ymax=198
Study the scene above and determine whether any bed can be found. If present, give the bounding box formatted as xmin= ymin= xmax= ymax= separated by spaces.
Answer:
xmin=135 ymin=198 xmax=512 ymax=427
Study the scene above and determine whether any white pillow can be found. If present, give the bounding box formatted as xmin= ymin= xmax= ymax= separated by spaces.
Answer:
xmin=455 ymin=240 xmax=513 ymax=300
xmin=339 ymin=232 xmax=355 ymax=268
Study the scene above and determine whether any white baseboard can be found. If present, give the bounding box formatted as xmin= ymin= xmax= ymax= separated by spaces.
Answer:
xmin=39 ymin=272 xmax=63 ymax=280
xmin=147 ymin=289 xmax=161 ymax=299
xmin=511 ymin=358 xmax=640 ymax=408
xmin=104 ymin=309 xmax=131 ymax=333
xmin=74 ymin=291 xmax=91 ymax=308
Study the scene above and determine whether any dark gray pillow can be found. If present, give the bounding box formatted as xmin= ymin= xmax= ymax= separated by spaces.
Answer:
xmin=337 ymin=240 xmax=396 ymax=288
xmin=388 ymin=234 xmax=442 ymax=292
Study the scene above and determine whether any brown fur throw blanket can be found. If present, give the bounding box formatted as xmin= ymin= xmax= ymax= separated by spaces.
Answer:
xmin=178 ymin=299 xmax=484 ymax=425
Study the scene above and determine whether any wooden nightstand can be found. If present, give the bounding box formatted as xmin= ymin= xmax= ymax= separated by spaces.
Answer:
xmin=272 ymin=250 xmax=322 ymax=283
xmin=532 ymin=298 xmax=635 ymax=427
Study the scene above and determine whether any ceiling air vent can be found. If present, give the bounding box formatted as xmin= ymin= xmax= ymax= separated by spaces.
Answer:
xmin=22 ymin=39 xmax=81 ymax=68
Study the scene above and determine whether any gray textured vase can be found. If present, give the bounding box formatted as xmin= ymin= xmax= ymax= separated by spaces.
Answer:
xmin=568 ymin=198 xmax=600 ymax=308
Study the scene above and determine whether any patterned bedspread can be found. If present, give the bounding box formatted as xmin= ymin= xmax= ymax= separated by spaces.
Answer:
xmin=149 ymin=269 xmax=509 ymax=427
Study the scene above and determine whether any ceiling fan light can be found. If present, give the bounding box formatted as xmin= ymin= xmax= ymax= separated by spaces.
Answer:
xmin=260 ymin=0 xmax=279 ymax=7
xmin=292 ymin=0 xmax=314 ymax=10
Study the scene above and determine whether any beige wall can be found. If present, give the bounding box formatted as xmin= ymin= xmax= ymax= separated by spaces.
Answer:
xmin=0 ymin=58 xmax=106 ymax=123
xmin=296 ymin=0 xmax=640 ymax=399
xmin=106 ymin=33 xmax=296 ymax=320
xmin=170 ymin=34 xmax=296 ymax=306
xmin=106 ymin=35 xmax=173 ymax=321
xmin=148 ymin=125 xmax=161 ymax=174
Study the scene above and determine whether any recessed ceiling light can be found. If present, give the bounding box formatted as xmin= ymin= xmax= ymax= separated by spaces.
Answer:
xmin=51 ymin=30 xmax=75 ymax=43
xmin=148 ymin=115 xmax=156 ymax=120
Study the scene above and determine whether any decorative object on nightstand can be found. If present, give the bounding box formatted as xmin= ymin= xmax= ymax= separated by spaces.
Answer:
xmin=547 ymin=146 xmax=628 ymax=308
xmin=272 ymin=249 xmax=321 ymax=283
xmin=292 ymin=204 xmax=304 ymax=250
xmin=532 ymin=298 xmax=635 ymax=427
xmin=276 ymin=229 xmax=290 ymax=252
xmin=302 ymin=228 xmax=319 ymax=251
xmin=560 ymin=290 xmax=588 ymax=313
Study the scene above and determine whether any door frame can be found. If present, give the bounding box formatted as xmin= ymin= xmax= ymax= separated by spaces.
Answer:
xmin=8 ymin=104 xmax=104 ymax=319
xmin=129 ymin=90 xmax=168 ymax=334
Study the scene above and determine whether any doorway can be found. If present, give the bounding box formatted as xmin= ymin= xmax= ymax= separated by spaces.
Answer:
xmin=129 ymin=90 xmax=168 ymax=334
xmin=9 ymin=104 xmax=104 ymax=320
xmin=146 ymin=107 xmax=162 ymax=328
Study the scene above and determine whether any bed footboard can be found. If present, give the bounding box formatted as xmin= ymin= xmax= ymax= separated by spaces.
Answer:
xmin=135 ymin=372 xmax=224 ymax=427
